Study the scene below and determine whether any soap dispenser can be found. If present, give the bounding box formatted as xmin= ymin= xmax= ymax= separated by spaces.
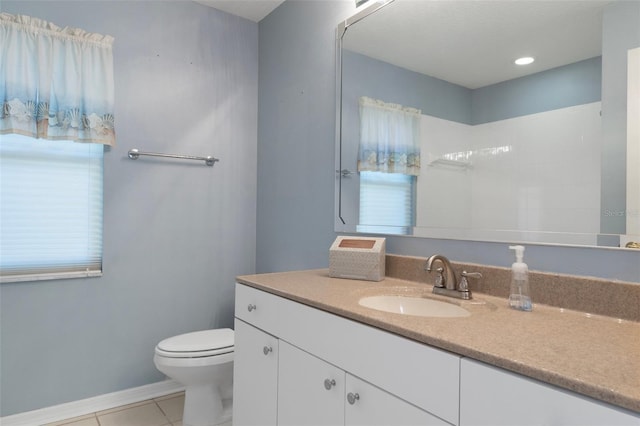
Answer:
xmin=508 ymin=245 xmax=532 ymax=311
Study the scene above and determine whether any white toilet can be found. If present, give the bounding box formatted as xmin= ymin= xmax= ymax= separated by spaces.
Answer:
xmin=154 ymin=328 xmax=234 ymax=426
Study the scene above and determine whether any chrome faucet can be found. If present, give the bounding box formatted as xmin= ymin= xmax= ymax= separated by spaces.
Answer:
xmin=425 ymin=254 xmax=457 ymax=290
xmin=425 ymin=255 xmax=481 ymax=300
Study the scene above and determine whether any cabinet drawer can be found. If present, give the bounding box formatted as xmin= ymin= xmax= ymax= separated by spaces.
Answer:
xmin=235 ymin=283 xmax=284 ymax=335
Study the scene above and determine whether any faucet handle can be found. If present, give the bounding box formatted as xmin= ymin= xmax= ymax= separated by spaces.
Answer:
xmin=434 ymin=267 xmax=446 ymax=288
xmin=459 ymin=271 xmax=482 ymax=292
xmin=461 ymin=271 xmax=482 ymax=279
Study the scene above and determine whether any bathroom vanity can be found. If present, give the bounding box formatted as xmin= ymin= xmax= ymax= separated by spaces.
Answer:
xmin=232 ymin=269 xmax=640 ymax=426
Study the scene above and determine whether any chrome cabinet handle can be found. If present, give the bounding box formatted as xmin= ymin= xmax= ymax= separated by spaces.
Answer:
xmin=324 ymin=379 xmax=336 ymax=390
xmin=263 ymin=346 xmax=272 ymax=356
xmin=247 ymin=304 xmax=256 ymax=312
xmin=347 ymin=392 xmax=360 ymax=405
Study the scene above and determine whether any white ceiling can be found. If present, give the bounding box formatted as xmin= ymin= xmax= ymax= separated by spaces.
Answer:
xmin=194 ymin=0 xmax=285 ymax=22
xmin=343 ymin=0 xmax=612 ymax=89
xmin=194 ymin=0 xmax=613 ymax=88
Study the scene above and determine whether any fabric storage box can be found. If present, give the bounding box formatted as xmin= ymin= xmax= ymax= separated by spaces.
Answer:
xmin=329 ymin=236 xmax=385 ymax=281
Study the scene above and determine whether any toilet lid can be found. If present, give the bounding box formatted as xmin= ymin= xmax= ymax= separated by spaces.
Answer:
xmin=156 ymin=328 xmax=234 ymax=358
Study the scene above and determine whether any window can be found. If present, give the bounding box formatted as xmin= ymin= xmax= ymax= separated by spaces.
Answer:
xmin=357 ymin=97 xmax=420 ymax=235
xmin=0 ymin=134 xmax=103 ymax=282
xmin=358 ymin=171 xmax=416 ymax=234
xmin=1 ymin=13 xmax=113 ymax=282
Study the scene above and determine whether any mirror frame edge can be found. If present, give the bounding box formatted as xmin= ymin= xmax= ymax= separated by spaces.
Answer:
xmin=335 ymin=0 xmax=396 ymax=231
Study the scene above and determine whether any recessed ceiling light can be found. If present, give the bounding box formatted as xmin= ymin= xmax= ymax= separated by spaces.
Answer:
xmin=515 ymin=57 xmax=535 ymax=65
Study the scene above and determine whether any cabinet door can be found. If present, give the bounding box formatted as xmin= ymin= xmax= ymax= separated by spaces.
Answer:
xmin=344 ymin=375 xmax=451 ymax=426
xmin=277 ymin=341 xmax=345 ymax=426
xmin=460 ymin=359 xmax=640 ymax=426
xmin=232 ymin=319 xmax=279 ymax=426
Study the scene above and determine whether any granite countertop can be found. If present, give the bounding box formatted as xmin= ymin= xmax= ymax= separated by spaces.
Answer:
xmin=236 ymin=269 xmax=640 ymax=414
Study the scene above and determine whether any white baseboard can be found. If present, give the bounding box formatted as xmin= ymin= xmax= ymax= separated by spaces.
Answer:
xmin=1 ymin=380 xmax=184 ymax=426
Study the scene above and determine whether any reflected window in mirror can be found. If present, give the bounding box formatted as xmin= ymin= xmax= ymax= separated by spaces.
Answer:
xmin=356 ymin=96 xmax=421 ymax=235
xmin=359 ymin=171 xmax=416 ymax=234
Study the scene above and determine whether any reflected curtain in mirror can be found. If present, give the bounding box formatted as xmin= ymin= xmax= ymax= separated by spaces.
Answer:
xmin=358 ymin=96 xmax=421 ymax=175
xmin=0 ymin=13 xmax=115 ymax=146
xmin=357 ymin=97 xmax=418 ymax=233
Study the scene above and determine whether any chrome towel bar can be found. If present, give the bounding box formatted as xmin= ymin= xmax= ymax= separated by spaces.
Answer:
xmin=128 ymin=148 xmax=219 ymax=166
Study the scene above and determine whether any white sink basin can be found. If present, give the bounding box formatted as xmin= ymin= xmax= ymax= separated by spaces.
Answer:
xmin=359 ymin=295 xmax=471 ymax=318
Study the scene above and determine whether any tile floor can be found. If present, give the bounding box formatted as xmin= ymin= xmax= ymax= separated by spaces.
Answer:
xmin=42 ymin=392 xmax=185 ymax=426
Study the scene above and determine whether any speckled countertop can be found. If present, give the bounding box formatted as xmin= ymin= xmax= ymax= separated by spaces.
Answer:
xmin=236 ymin=268 xmax=640 ymax=414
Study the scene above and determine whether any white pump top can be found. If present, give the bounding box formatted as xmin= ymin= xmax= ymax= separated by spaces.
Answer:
xmin=509 ymin=245 xmax=525 ymax=263
xmin=509 ymin=245 xmax=528 ymax=278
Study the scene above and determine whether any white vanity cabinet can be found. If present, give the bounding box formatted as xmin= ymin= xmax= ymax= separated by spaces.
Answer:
xmin=460 ymin=359 xmax=640 ymax=426
xmin=234 ymin=282 xmax=639 ymax=426
xmin=233 ymin=283 xmax=460 ymax=426
xmin=277 ymin=340 xmax=449 ymax=426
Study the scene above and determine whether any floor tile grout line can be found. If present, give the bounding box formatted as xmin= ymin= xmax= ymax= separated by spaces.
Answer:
xmin=153 ymin=399 xmax=172 ymax=423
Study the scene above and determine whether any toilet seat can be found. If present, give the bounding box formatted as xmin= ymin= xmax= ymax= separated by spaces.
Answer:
xmin=155 ymin=328 xmax=234 ymax=358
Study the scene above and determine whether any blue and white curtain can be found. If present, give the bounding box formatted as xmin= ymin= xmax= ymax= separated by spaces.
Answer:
xmin=358 ymin=96 xmax=421 ymax=176
xmin=0 ymin=13 xmax=115 ymax=146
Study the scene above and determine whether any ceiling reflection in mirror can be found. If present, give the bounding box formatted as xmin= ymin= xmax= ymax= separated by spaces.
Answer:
xmin=336 ymin=0 xmax=640 ymax=248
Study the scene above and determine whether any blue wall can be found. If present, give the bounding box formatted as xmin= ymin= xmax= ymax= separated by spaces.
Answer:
xmin=1 ymin=1 xmax=258 ymax=416
xmin=257 ymin=1 xmax=639 ymax=283
xmin=471 ymin=56 xmax=602 ymax=124
xmin=256 ymin=1 xmax=347 ymax=273
xmin=343 ymin=50 xmax=472 ymax=124
xmin=343 ymin=51 xmax=602 ymax=126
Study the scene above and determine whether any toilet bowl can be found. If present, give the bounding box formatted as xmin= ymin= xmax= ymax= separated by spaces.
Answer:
xmin=154 ymin=328 xmax=234 ymax=426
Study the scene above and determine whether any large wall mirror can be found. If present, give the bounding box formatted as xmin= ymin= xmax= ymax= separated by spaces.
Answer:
xmin=335 ymin=0 xmax=640 ymax=248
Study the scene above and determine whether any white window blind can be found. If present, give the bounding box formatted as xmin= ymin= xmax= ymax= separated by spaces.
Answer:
xmin=359 ymin=171 xmax=415 ymax=234
xmin=0 ymin=134 xmax=103 ymax=282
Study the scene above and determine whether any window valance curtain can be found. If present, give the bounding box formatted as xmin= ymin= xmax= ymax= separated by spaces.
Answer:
xmin=0 ymin=13 xmax=115 ymax=146
xmin=358 ymin=96 xmax=421 ymax=176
